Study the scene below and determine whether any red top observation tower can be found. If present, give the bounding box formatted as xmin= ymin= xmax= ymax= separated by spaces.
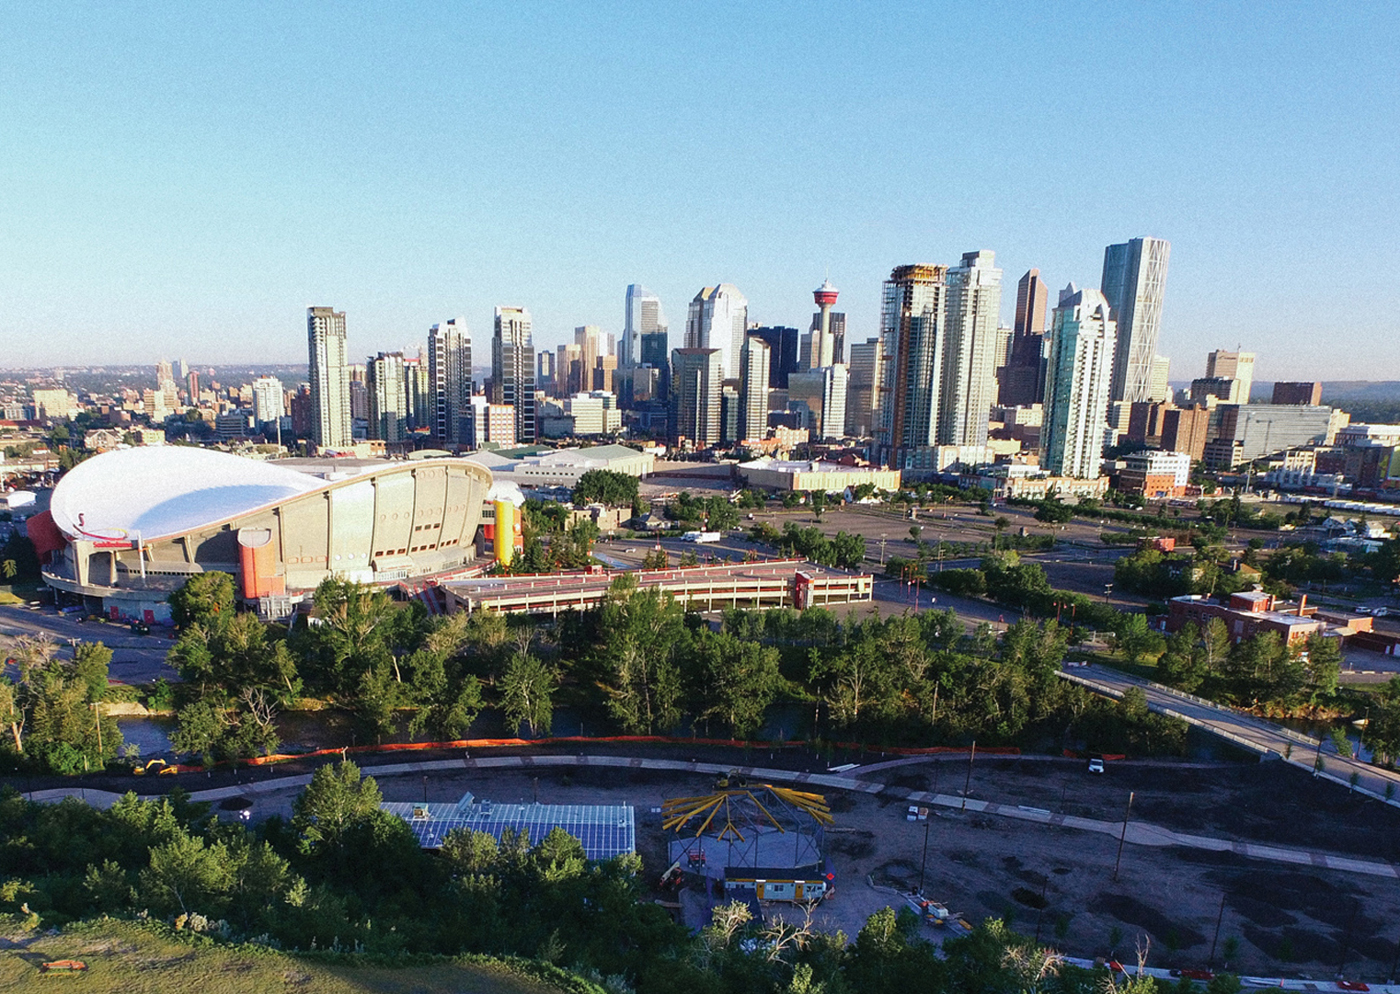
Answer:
xmin=812 ymin=279 xmax=840 ymax=368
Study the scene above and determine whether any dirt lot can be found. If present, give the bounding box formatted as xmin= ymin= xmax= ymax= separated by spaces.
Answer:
xmin=236 ymin=752 xmax=1400 ymax=980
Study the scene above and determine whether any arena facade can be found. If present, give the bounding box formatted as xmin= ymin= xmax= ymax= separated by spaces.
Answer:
xmin=33 ymin=447 xmax=492 ymax=622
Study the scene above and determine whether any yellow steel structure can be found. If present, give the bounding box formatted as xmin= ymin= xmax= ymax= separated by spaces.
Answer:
xmin=661 ymin=784 xmax=833 ymax=840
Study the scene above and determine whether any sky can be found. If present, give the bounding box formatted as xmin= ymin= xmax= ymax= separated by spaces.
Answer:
xmin=1 ymin=2 xmax=1397 ymax=381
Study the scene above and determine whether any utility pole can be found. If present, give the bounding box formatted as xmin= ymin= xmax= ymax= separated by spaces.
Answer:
xmin=961 ymin=741 xmax=976 ymax=811
xmin=1208 ymin=892 xmax=1226 ymax=969
xmin=1112 ymin=791 xmax=1135 ymax=881
xmin=917 ymin=816 xmax=931 ymax=896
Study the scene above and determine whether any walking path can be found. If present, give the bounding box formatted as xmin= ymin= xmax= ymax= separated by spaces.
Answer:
xmin=27 ymin=752 xmax=1400 ymax=881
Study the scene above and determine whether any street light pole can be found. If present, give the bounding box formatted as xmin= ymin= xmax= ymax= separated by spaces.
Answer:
xmin=961 ymin=741 xmax=976 ymax=811
xmin=917 ymin=817 xmax=931 ymax=896
xmin=1112 ymin=791 xmax=1135 ymax=881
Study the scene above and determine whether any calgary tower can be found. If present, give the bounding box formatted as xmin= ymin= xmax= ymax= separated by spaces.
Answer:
xmin=812 ymin=278 xmax=839 ymax=368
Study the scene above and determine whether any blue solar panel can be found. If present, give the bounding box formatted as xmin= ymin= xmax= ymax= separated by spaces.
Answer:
xmin=383 ymin=793 xmax=635 ymax=860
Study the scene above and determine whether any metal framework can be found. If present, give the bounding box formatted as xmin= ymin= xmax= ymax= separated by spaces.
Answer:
xmin=661 ymin=784 xmax=832 ymax=883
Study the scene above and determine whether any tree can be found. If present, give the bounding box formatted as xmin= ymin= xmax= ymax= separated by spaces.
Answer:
xmin=72 ymin=642 xmax=112 ymax=701
xmin=170 ymin=700 xmax=230 ymax=766
xmin=500 ymin=652 xmax=558 ymax=736
xmin=571 ymin=469 xmax=639 ymax=508
xmin=1110 ymin=613 xmax=1165 ymax=665
xmin=141 ymin=829 xmax=233 ymax=916
xmin=592 ymin=579 xmax=686 ymax=734
xmin=687 ymin=632 xmax=781 ymax=739
xmin=993 ymin=516 xmax=1010 ymax=550
xmin=292 ymin=760 xmax=384 ymax=864
xmin=168 ymin=571 xmax=235 ymax=630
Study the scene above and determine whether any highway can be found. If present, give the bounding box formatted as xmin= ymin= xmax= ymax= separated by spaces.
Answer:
xmin=1061 ymin=663 xmax=1400 ymax=805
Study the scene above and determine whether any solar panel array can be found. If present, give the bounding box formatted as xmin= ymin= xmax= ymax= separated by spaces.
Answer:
xmin=383 ymin=794 xmax=635 ymax=860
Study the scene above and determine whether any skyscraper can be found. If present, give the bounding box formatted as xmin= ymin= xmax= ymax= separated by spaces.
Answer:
xmin=1101 ymin=237 xmax=1171 ymax=404
xmin=685 ymin=284 xmax=748 ymax=379
xmin=307 ymin=306 xmax=351 ymax=449
xmin=367 ymin=352 xmax=409 ymax=442
xmin=537 ymin=350 xmax=556 ymax=395
xmin=940 ymin=250 xmax=1003 ymax=448
xmin=403 ymin=356 xmax=430 ymax=432
xmin=492 ymin=306 xmax=536 ymax=444
xmin=788 ymin=365 xmax=848 ymax=441
xmin=575 ymin=325 xmax=602 ymax=381
xmin=1205 ymin=349 xmax=1255 ymax=405
xmin=998 ymin=268 xmax=1049 ymax=408
xmin=876 ymin=265 xmax=947 ymax=466
xmin=845 ymin=338 xmax=882 ymax=437
xmin=749 ymin=326 xmax=800 ymax=389
xmin=622 ymin=284 xmax=667 ymax=368
xmin=428 ymin=319 xmax=473 ymax=447
xmin=1042 ymin=285 xmax=1117 ymax=479
xmin=738 ymin=334 xmax=771 ymax=442
xmin=669 ymin=348 xmax=723 ymax=448
xmin=252 ymin=375 xmax=284 ymax=427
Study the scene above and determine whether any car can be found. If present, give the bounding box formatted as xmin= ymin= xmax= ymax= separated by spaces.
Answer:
xmin=1087 ymin=757 xmax=1105 ymax=775
xmin=1373 ymin=607 xmax=1390 ymax=618
xmin=129 ymin=621 xmax=150 ymax=635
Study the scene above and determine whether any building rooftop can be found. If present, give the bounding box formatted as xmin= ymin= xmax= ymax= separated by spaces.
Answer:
xmin=382 ymin=792 xmax=635 ymax=858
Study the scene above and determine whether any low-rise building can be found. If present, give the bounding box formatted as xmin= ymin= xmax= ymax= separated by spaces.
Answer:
xmin=1117 ymin=449 xmax=1191 ymax=498
xmin=738 ymin=457 xmax=900 ymax=493
xmin=1166 ymin=588 xmax=1330 ymax=645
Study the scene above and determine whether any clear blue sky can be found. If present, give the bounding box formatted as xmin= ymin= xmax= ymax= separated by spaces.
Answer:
xmin=2 ymin=2 xmax=1397 ymax=381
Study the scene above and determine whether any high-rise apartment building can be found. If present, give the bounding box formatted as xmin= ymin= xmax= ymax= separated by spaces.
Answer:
xmin=1042 ymin=285 xmax=1117 ymax=479
xmin=251 ymin=376 xmax=284 ymax=426
xmin=940 ymin=250 xmax=1003 ymax=448
xmin=367 ymin=352 xmax=409 ymax=442
xmin=669 ymin=348 xmax=723 ymax=448
xmin=1205 ymin=349 xmax=1255 ymax=405
xmin=1101 ymin=237 xmax=1171 ymax=404
xmin=428 ymin=319 xmax=473 ymax=447
xmin=845 ymin=338 xmax=882 ymax=437
xmin=307 ymin=306 xmax=351 ymax=449
xmin=403 ymin=356 xmax=430 ymax=432
xmin=492 ymin=307 xmax=536 ymax=444
xmin=876 ymin=265 xmax=947 ymax=466
xmin=685 ymin=284 xmax=748 ymax=379
xmin=622 ymin=284 xmax=667 ymax=368
xmin=738 ymin=335 xmax=771 ymax=442
xmin=998 ymin=268 xmax=1049 ymax=407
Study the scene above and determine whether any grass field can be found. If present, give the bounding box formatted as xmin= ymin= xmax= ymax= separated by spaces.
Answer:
xmin=0 ymin=920 xmax=590 ymax=994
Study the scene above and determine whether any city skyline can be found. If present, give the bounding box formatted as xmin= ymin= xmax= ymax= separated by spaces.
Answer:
xmin=2 ymin=6 xmax=1396 ymax=378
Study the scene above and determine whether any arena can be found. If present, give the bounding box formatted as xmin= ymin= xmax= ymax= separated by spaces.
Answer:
xmin=31 ymin=447 xmax=493 ymax=622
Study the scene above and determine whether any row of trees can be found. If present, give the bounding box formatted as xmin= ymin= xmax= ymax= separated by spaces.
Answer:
xmin=748 ymin=522 xmax=867 ymax=570
xmin=0 ymin=760 xmax=1225 ymax=993
xmin=0 ymin=636 xmax=119 ymax=773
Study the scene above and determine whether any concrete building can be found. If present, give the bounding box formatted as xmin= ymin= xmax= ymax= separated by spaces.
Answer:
xmin=564 ymin=392 xmax=621 ymax=436
xmin=466 ymin=443 xmax=654 ymax=489
xmin=941 ymin=250 xmax=1003 ymax=449
xmin=1161 ymin=406 xmax=1212 ymax=462
xmin=32 ymin=389 xmax=76 ymax=421
xmin=845 ymin=338 xmax=881 ymax=438
xmin=492 ymin=306 xmax=535 ymax=444
xmin=1206 ymin=349 xmax=1255 ymax=404
xmin=1149 ymin=356 xmax=1172 ymax=403
xmin=876 ymin=264 xmax=947 ymax=466
xmin=622 ymin=284 xmax=667 ymax=369
xmin=738 ymin=457 xmax=900 ymax=493
xmin=1190 ymin=376 xmax=1243 ymax=404
xmin=685 ymin=284 xmax=748 ymax=380
xmin=1101 ymin=237 xmax=1171 ymax=404
xmin=1203 ymin=404 xmax=1336 ymax=467
xmin=367 ymin=352 xmax=409 ymax=443
xmin=739 ymin=334 xmax=772 ymax=444
xmin=34 ymin=447 xmax=492 ymax=622
xmin=670 ymin=348 xmax=723 ymax=449
xmin=252 ymin=376 xmax=283 ymax=427
xmin=966 ymin=464 xmax=1110 ymax=502
xmin=1118 ymin=449 xmax=1192 ymax=498
xmin=1041 ymin=284 xmax=1116 ymax=479
xmin=307 ymin=306 xmax=351 ymax=449
xmin=425 ymin=320 xmax=476 ymax=450
xmin=1272 ymin=381 xmax=1323 ymax=406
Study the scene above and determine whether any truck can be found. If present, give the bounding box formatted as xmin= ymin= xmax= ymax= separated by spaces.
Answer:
xmin=681 ymin=531 xmax=722 ymax=543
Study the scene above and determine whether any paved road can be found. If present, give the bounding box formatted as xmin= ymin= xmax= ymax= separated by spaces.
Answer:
xmin=0 ymin=604 xmax=177 ymax=684
xmin=1061 ymin=664 xmax=1400 ymax=805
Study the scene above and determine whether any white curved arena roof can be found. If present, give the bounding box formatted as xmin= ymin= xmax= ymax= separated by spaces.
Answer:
xmin=50 ymin=447 xmax=325 ymax=542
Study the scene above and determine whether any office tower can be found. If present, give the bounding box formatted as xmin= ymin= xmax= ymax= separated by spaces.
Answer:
xmin=307 ymin=306 xmax=351 ymax=448
xmin=622 ymin=284 xmax=667 ymax=368
xmin=1272 ymin=381 xmax=1323 ymax=406
xmin=556 ymin=344 xmax=583 ymax=397
xmin=186 ymin=370 xmax=200 ymax=402
xmin=1101 ymin=237 xmax=1171 ymax=404
xmin=811 ymin=279 xmax=840 ymax=368
xmin=156 ymin=360 xmax=175 ymax=391
xmin=1149 ymin=356 xmax=1172 ymax=403
xmin=537 ymin=350 xmax=556 ymax=395
xmin=575 ymin=325 xmax=602 ymax=380
xmin=846 ymin=338 xmax=882 ymax=437
xmin=403 ymin=356 xmax=430 ymax=432
xmin=428 ymin=319 xmax=473 ymax=446
xmin=739 ymin=335 xmax=771 ymax=442
xmin=685 ymin=284 xmax=748 ymax=379
xmin=492 ymin=306 xmax=536 ymax=444
xmin=1160 ymin=406 xmax=1211 ymax=462
xmin=940 ymin=250 xmax=1003 ymax=448
xmin=993 ymin=325 xmax=1014 ymax=379
xmin=1205 ymin=349 xmax=1255 ymax=404
xmin=251 ymin=376 xmax=283 ymax=426
xmin=1042 ymin=284 xmax=1117 ymax=479
xmin=750 ymin=326 xmax=799 ymax=388
xmin=670 ymin=348 xmax=723 ymax=447
xmin=998 ymin=268 xmax=1049 ymax=408
xmin=176 ymin=359 xmax=188 ymax=381
xmin=876 ymin=264 xmax=947 ymax=466
xmin=788 ymin=365 xmax=848 ymax=441
xmin=1190 ymin=377 xmax=1240 ymax=405
xmin=721 ymin=383 xmax=741 ymax=444
xmin=638 ymin=329 xmax=670 ymax=400
xmin=367 ymin=352 xmax=409 ymax=442
xmin=594 ymin=354 xmax=618 ymax=393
